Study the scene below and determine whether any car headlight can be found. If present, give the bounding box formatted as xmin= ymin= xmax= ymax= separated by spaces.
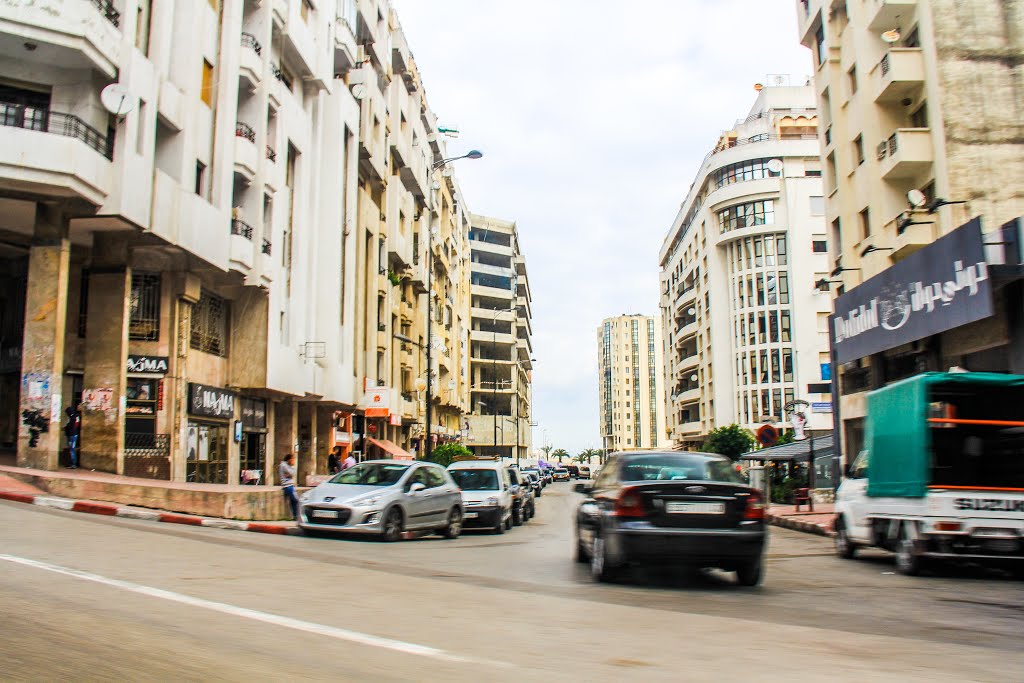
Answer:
xmin=349 ymin=494 xmax=383 ymax=508
xmin=486 ymin=496 xmax=500 ymax=506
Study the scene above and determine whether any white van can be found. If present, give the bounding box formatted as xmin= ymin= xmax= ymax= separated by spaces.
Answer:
xmin=447 ymin=460 xmax=514 ymax=534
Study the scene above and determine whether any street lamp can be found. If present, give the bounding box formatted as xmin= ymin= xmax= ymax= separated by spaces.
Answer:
xmin=424 ymin=150 xmax=483 ymax=461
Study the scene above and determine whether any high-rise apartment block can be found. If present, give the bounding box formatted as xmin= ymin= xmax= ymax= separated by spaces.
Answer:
xmin=796 ymin=0 xmax=1024 ymax=461
xmin=0 ymin=0 xmax=531 ymax=484
xmin=597 ymin=314 xmax=667 ymax=452
xmin=658 ymin=85 xmax=834 ymax=449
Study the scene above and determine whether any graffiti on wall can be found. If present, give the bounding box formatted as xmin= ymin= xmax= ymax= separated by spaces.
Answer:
xmin=21 ymin=372 xmax=52 ymax=448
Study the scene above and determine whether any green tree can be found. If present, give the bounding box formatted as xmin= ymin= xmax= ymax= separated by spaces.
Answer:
xmin=425 ymin=443 xmax=472 ymax=467
xmin=594 ymin=448 xmax=607 ymax=464
xmin=550 ymin=448 xmax=569 ymax=463
xmin=701 ymin=424 xmax=756 ymax=460
xmin=776 ymin=430 xmax=795 ymax=446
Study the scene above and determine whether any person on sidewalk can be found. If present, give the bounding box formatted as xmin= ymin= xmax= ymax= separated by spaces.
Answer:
xmin=328 ymin=446 xmax=342 ymax=475
xmin=64 ymin=405 xmax=81 ymax=469
xmin=279 ymin=453 xmax=298 ymax=520
xmin=341 ymin=451 xmax=356 ymax=471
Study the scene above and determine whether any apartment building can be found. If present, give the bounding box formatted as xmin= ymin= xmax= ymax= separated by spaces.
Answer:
xmin=464 ymin=214 xmax=534 ymax=461
xmin=796 ymin=0 xmax=1024 ymax=462
xmin=0 ymin=0 xmax=488 ymax=484
xmin=658 ymin=84 xmax=834 ymax=450
xmin=597 ymin=314 xmax=667 ymax=452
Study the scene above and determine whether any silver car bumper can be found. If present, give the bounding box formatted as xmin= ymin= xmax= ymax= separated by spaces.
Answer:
xmin=298 ymin=505 xmax=385 ymax=533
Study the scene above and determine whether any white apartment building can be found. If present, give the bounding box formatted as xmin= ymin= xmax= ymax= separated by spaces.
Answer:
xmin=796 ymin=0 xmax=1024 ymax=462
xmin=597 ymin=314 xmax=668 ymax=452
xmin=464 ymin=214 xmax=533 ymax=462
xmin=658 ymin=84 xmax=834 ymax=449
xmin=0 ymin=0 xmax=494 ymax=484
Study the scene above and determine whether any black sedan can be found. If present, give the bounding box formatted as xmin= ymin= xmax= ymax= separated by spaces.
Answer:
xmin=574 ymin=450 xmax=767 ymax=586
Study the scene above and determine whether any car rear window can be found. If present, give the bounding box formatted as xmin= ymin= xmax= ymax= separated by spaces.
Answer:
xmin=449 ymin=469 xmax=499 ymax=491
xmin=620 ymin=453 xmax=743 ymax=484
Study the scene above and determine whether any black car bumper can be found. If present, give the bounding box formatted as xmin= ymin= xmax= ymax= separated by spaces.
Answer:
xmin=462 ymin=506 xmax=503 ymax=527
xmin=610 ymin=524 xmax=766 ymax=565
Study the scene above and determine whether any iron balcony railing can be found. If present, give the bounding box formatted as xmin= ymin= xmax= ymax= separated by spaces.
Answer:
xmin=880 ymin=53 xmax=891 ymax=77
xmin=231 ymin=219 xmax=254 ymax=240
xmin=266 ymin=146 xmax=277 ymax=162
xmin=124 ymin=433 xmax=170 ymax=455
xmin=235 ymin=121 xmax=256 ymax=142
xmin=271 ymin=63 xmax=284 ymax=81
xmin=90 ymin=0 xmax=120 ymax=26
xmin=241 ymin=32 xmax=262 ymax=56
xmin=261 ymin=238 xmax=272 ymax=255
xmin=0 ymin=103 xmax=114 ymax=159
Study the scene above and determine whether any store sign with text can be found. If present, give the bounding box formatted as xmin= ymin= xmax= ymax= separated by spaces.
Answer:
xmin=830 ymin=219 xmax=993 ymax=364
xmin=188 ymin=383 xmax=236 ymax=419
xmin=127 ymin=355 xmax=169 ymax=375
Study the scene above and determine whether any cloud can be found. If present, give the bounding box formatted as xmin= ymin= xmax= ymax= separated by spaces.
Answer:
xmin=393 ymin=0 xmax=812 ymax=453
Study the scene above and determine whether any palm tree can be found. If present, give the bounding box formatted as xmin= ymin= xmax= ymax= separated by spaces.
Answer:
xmin=576 ymin=448 xmax=597 ymax=464
xmin=550 ymin=448 xmax=569 ymax=463
xmin=594 ymin=448 xmax=607 ymax=464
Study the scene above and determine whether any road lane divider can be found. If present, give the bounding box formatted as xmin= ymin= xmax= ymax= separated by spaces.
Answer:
xmin=0 ymin=553 xmax=492 ymax=666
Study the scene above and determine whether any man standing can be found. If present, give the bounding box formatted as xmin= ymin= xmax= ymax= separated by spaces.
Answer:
xmin=279 ymin=453 xmax=298 ymax=520
xmin=328 ymin=446 xmax=342 ymax=474
xmin=341 ymin=450 xmax=356 ymax=471
xmin=64 ymin=405 xmax=81 ymax=469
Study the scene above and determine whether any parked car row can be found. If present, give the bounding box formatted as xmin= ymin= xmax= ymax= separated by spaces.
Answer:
xmin=296 ymin=458 xmax=554 ymax=541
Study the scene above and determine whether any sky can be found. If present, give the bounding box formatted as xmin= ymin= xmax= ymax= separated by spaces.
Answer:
xmin=392 ymin=0 xmax=813 ymax=455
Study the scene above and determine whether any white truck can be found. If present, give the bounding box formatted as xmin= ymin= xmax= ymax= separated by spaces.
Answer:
xmin=834 ymin=371 xmax=1024 ymax=576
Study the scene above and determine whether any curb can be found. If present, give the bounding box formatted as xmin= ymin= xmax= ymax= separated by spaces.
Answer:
xmin=0 ymin=490 xmax=300 ymax=536
xmin=767 ymin=513 xmax=834 ymax=537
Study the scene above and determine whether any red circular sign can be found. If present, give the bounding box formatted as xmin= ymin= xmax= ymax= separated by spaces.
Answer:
xmin=756 ymin=424 xmax=779 ymax=447
xmin=367 ymin=424 xmax=378 ymax=434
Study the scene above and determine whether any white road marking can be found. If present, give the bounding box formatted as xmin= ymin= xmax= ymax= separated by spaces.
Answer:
xmin=0 ymin=553 xmax=482 ymax=665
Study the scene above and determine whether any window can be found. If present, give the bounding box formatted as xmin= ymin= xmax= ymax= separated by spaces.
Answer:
xmin=718 ymin=200 xmax=774 ymax=233
xmin=859 ymin=207 xmax=871 ymax=240
xmin=853 ymin=135 xmax=864 ymax=166
xmin=830 ymin=217 xmax=842 ymax=253
xmin=805 ymin=169 xmax=822 ymax=177
xmin=910 ymin=102 xmax=929 ymax=128
xmin=809 ymin=196 xmax=825 ymax=216
xmin=129 ymin=272 xmax=161 ymax=341
xmin=191 ymin=289 xmax=228 ymax=356
xmin=826 ymin=153 xmax=837 ymax=191
xmin=194 ymin=160 xmax=206 ymax=196
xmin=812 ymin=240 xmax=828 ymax=253
xmin=200 ymin=59 xmax=214 ymax=106
xmin=847 ymin=65 xmax=857 ymax=95
xmin=136 ymin=100 xmax=147 ymax=154
xmin=814 ymin=24 xmax=826 ymax=67
xmin=712 ymin=158 xmax=779 ymax=189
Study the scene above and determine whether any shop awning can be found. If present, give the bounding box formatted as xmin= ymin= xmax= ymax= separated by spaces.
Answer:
xmin=739 ymin=434 xmax=835 ymax=462
xmin=367 ymin=438 xmax=413 ymax=460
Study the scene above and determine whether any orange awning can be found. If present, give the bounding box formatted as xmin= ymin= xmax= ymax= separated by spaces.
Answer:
xmin=367 ymin=438 xmax=413 ymax=460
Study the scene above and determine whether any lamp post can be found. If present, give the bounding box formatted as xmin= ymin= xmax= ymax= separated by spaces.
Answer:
xmin=424 ymin=150 xmax=482 ymax=461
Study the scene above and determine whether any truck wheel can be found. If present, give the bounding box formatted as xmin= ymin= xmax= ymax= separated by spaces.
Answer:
xmin=895 ymin=524 xmax=924 ymax=576
xmin=834 ymin=516 xmax=857 ymax=559
xmin=512 ymin=504 xmax=523 ymax=526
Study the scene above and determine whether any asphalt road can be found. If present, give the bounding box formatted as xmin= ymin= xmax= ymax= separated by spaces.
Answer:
xmin=1 ymin=484 xmax=1022 ymax=682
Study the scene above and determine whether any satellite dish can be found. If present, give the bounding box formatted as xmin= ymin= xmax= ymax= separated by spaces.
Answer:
xmin=686 ymin=307 xmax=696 ymax=316
xmin=881 ymin=29 xmax=901 ymax=43
xmin=689 ymin=374 xmax=698 ymax=382
xmin=350 ymin=84 xmax=367 ymax=100
xmin=414 ymin=377 xmax=427 ymax=392
xmin=766 ymin=158 xmax=784 ymax=174
xmin=447 ymin=379 xmax=457 ymax=390
xmin=907 ymin=189 xmax=927 ymax=208
xmin=431 ymin=179 xmax=441 ymax=191
xmin=442 ymin=166 xmax=454 ymax=178
xmin=100 ymin=83 xmax=135 ymax=118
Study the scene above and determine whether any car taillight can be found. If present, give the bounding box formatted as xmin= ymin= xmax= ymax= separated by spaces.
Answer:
xmin=614 ymin=487 xmax=646 ymax=517
xmin=743 ymin=490 xmax=766 ymax=520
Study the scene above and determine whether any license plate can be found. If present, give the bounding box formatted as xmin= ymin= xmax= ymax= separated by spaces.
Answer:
xmin=463 ymin=512 xmax=478 ymax=519
xmin=666 ymin=501 xmax=725 ymax=514
xmin=312 ymin=509 xmax=339 ymax=519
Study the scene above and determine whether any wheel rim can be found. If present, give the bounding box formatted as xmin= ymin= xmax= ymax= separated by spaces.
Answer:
xmin=835 ymin=525 xmax=849 ymax=555
xmin=896 ymin=538 xmax=913 ymax=571
xmin=448 ymin=510 xmax=462 ymax=536
xmin=591 ymin=537 xmax=605 ymax=577
xmin=384 ymin=510 xmax=401 ymax=541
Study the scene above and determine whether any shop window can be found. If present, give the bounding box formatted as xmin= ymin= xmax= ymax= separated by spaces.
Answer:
xmin=190 ymin=289 xmax=228 ymax=356
xmin=129 ymin=272 xmax=161 ymax=341
xmin=186 ymin=422 xmax=229 ymax=483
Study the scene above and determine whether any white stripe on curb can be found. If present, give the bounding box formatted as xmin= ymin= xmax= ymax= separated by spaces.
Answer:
xmin=201 ymin=518 xmax=250 ymax=531
xmin=0 ymin=553 xmax=491 ymax=666
xmin=117 ymin=508 xmax=163 ymax=521
xmin=34 ymin=496 xmax=75 ymax=511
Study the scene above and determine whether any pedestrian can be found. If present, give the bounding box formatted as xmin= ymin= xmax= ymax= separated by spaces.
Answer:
xmin=64 ymin=405 xmax=81 ymax=469
xmin=279 ymin=453 xmax=298 ymax=520
xmin=328 ymin=446 xmax=342 ymax=474
xmin=341 ymin=450 xmax=356 ymax=471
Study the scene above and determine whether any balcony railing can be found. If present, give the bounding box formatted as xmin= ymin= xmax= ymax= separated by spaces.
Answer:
xmin=241 ymin=32 xmax=262 ymax=56
xmin=231 ymin=219 xmax=253 ymax=240
xmin=266 ymin=146 xmax=277 ymax=162
xmin=235 ymin=121 xmax=255 ymax=142
xmin=90 ymin=0 xmax=120 ymax=27
xmin=271 ymin=63 xmax=284 ymax=81
xmin=880 ymin=53 xmax=892 ymax=77
xmin=0 ymin=104 xmax=114 ymax=159
xmin=261 ymin=238 xmax=272 ymax=255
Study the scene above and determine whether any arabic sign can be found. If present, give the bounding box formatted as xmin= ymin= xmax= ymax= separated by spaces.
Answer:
xmin=362 ymin=388 xmax=391 ymax=418
xmin=127 ymin=355 xmax=169 ymax=374
xmin=830 ymin=219 xmax=993 ymax=364
xmin=188 ymin=383 xmax=236 ymax=419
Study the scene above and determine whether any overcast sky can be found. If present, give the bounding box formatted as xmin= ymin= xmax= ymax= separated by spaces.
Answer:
xmin=392 ymin=1 xmax=813 ymax=455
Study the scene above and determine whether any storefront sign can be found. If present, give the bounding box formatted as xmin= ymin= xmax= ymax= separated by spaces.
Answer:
xmin=188 ymin=383 xmax=236 ymax=419
xmin=127 ymin=355 xmax=169 ymax=375
xmin=830 ymin=219 xmax=993 ymax=364
xmin=362 ymin=388 xmax=391 ymax=418
xmin=812 ymin=401 xmax=832 ymax=413
xmin=241 ymin=398 xmax=267 ymax=428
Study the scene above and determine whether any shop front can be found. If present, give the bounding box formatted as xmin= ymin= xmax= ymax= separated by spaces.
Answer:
xmin=124 ymin=354 xmax=170 ymax=479
xmin=239 ymin=397 xmax=267 ymax=484
xmin=186 ymin=383 xmax=235 ymax=484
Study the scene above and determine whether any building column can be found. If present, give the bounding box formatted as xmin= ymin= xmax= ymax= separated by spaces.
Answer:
xmin=81 ymin=235 xmax=130 ymax=474
xmin=272 ymin=400 xmax=296 ymax=484
xmin=296 ymin=401 xmax=315 ymax=486
xmin=316 ymin=404 xmax=333 ymax=475
xmin=17 ymin=204 xmax=71 ymax=470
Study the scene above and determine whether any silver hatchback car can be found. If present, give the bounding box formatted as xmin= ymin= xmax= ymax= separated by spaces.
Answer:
xmin=298 ymin=460 xmax=464 ymax=541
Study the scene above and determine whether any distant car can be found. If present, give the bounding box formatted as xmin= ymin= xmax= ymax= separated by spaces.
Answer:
xmin=299 ymin=460 xmax=463 ymax=542
xmin=574 ymin=450 xmax=767 ymax=586
xmin=540 ymin=468 xmax=554 ymax=485
xmin=578 ymin=465 xmax=591 ymax=479
xmin=522 ymin=468 xmax=544 ymax=494
xmin=507 ymin=467 xmax=534 ymax=525
xmin=521 ymin=469 xmax=543 ymax=497
xmin=565 ymin=465 xmax=580 ymax=478
xmin=552 ymin=468 xmax=570 ymax=482
xmin=448 ymin=460 xmax=514 ymax=534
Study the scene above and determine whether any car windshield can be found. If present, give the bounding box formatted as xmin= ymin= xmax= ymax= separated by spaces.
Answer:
xmin=620 ymin=453 xmax=744 ymax=484
xmin=329 ymin=463 xmax=409 ymax=486
xmin=449 ymin=469 xmax=499 ymax=491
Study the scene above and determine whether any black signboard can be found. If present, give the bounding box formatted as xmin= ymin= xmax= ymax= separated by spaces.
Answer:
xmin=188 ymin=383 xmax=236 ymax=419
xmin=241 ymin=397 xmax=267 ymax=429
xmin=830 ymin=218 xmax=993 ymax=364
xmin=127 ymin=355 xmax=169 ymax=374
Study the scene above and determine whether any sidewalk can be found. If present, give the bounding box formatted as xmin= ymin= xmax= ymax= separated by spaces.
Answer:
xmin=767 ymin=502 xmax=835 ymax=537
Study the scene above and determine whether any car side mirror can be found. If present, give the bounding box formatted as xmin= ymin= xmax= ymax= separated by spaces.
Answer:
xmin=574 ymin=482 xmax=592 ymax=494
xmin=408 ymin=482 xmax=426 ymax=494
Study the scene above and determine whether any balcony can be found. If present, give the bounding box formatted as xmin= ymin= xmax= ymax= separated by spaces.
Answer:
xmin=679 ymin=420 xmax=702 ymax=436
xmin=0 ymin=0 xmax=121 ymax=78
xmin=892 ymin=213 xmax=935 ymax=260
xmin=0 ymin=106 xmax=113 ymax=205
xmin=234 ymin=122 xmax=258 ymax=182
xmin=229 ymin=220 xmax=254 ymax=272
xmin=678 ymin=387 xmax=701 ymax=404
xmin=674 ymin=287 xmax=697 ymax=314
xmin=867 ymin=0 xmax=918 ymax=31
xmin=334 ymin=11 xmax=358 ymax=77
xmin=239 ymin=33 xmax=263 ymax=90
xmin=873 ymin=49 xmax=924 ymax=104
xmin=677 ymin=320 xmax=699 ymax=340
xmin=878 ymin=128 xmax=933 ymax=180
xmin=679 ymin=353 xmax=699 ymax=372
xmin=351 ymin=66 xmax=388 ymax=183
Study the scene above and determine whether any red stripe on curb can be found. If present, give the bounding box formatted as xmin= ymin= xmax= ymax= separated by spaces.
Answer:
xmin=159 ymin=513 xmax=204 ymax=526
xmin=72 ymin=500 xmax=119 ymax=516
xmin=0 ymin=491 xmax=36 ymax=504
xmin=247 ymin=523 xmax=288 ymax=535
